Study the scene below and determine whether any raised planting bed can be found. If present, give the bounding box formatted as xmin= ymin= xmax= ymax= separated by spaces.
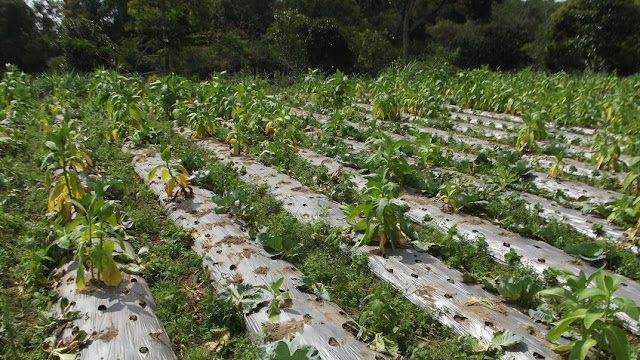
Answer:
xmin=291 ymin=108 xmax=628 ymax=242
xmin=293 ymin=106 xmax=626 ymax=204
xmin=52 ymin=239 xmax=176 ymax=360
xmin=180 ymin=131 xmax=564 ymax=360
xmin=126 ymin=145 xmax=381 ymax=360
xmin=284 ymin=144 xmax=640 ymax=333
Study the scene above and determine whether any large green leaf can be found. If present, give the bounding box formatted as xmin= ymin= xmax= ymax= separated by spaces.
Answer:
xmin=546 ymin=308 xmax=587 ymax=341
xmin=491 ymin=330 xmax=522 ymax=350
xmin=603 ymin=325 xmax=631 ymax=360
xmin=567 ymin=337 xmax=597 ymax=360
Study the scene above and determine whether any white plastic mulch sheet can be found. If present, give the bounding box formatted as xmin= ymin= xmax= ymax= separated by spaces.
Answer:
xmin=127 ymin=146 xmax=380 ymax=360
xmin=52 ymin=240 xmax=176 ymax=360
xmin=184 ymin=132 xmax=562 ymax=360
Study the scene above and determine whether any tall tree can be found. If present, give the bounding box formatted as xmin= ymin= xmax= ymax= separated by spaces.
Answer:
xmin=128 ymin=0 xmax=214 ymax=73
xmin=63 ymin=0 xmax=130 ymax=41
xmin=0 ymin=0 xmax=57 ymax=71
xmin=390 ymin=0 xmax=451 ymax=65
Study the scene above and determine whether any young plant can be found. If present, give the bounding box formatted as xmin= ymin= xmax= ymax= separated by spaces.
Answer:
xmin=104 ymin=76 xmax=146 ymax=141
xmin=213 ymin=190 xmax=256 ymax=222
xmin=256 ymin=277 xmax=291 ymax=322
xmin=225 ymin=115 xmax=251 ymax=155
xmin=173 ymin=99 xmax=220 ymax=138
xmin=218 ymin=283 xmax=265 ymax=314
xmin=459 ymin=330 xmax=523 ymax=354
xmin=413 ymin=133 xmax=444 ymax=167
xmin=621 ymin=157 xmax=640 ymax=196
xmin=591 ymin=133 xmax=624 ymax=172
xmin=436 ymin=178 xmax=481 ymax=213
xmin=364 ymin=132 xmax=412 ymax=184
xmin=538 ymin=269 xmax=639 ymax=360
xmin=515 ymin=112 xmax=547 ymax=153
xmin=343 ymin=169 xmax=415 ymax=254
xmin=147 ymin=145 xmax=194 ymax=201
xmin=53 ymin=191 xmax=125 ymax=290
xmin=548 ymin=151 xmax=566 ymax=179
xmin=42 ymin=119 xmax=92 ymax=223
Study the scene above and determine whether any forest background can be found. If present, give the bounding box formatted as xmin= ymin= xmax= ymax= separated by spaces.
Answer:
xmin=2 ymin=0 xmax=640 ymax=77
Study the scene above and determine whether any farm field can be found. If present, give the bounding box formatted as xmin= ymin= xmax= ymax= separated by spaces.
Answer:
xmin=1 ymin=64 xmax=640 ymax=360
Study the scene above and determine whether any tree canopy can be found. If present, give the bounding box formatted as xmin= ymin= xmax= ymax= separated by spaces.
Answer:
xmin=2 ymin=0 xmax=639 ymax=76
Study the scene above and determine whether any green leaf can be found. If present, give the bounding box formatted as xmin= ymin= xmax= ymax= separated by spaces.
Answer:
xmin=528 ymin=303 xmax=556 ymax=323
xmin=89 ymin=240 xmax=122 ymax=287
xmin=583 ymin=308 xmax=604 ymax=329
xmin=491 ymin=330 xmax=522 ymax=350
xmin=147 ymin=165 xmax=159 ymax=180
xmin=75 ymin=262 xmax=86 ymax=291
xmin=272 ymin=277 xmax=285 ymax=293
xmin=576 ymin=287 xmax=606 ymax=302
xmin=611 ymin=296 xmax=639 ymax=320
xmin=564 ymin=243 xmax=606 ymax=261
xmin=567 ymin=337 xmax=597 ymax=360
xmin=603 ymin=325 xmax=631 ymax=360
xmin=267 ymin=299 xmax=280 ymax=322
xmin=546 ymin=308 xmax=587 ymax=341
xmin=160 ymin=146 xmax=171 ymax=162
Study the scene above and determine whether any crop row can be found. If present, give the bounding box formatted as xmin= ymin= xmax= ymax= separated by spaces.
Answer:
xmin=4 ymin=65 xmax=639 ymax=359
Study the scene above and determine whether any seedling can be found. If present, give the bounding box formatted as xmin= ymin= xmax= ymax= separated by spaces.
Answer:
xmin=256 ymin=277 xmax=291 ymax=322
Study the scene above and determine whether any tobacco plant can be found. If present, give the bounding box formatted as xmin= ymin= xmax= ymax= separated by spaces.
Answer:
xmin=591 ymin=133 xmax=624 ymax=172
xmin=256 ymin=277 xmax=291 ymax=322
xmin=343 ymin=169 xmax=415 ymax=254
xmin=53 ymin=191 xmax=125 ymax=290
xmin=147 ymin=145 xmax=193 ymax=201
xmin=538 ymin=269 xmax=639 ymax=360
xmin=42 ymin=119 xmax=92 ymax=223
xmin=256 ymin=336 xmax=320 ymax=360
xmin=364 ymin=132 xmax=412 ymax=184
xmin=515 ymin=112 xmax=547 ymax=152
xmin=548 ymin=151 xmax=566 ymax=179
xmin=622 ymin=157 xmax=640 ymax=196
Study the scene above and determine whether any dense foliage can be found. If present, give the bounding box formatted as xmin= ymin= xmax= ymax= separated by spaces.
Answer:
xmin=3 ymin=0 xmax=640 ymax=76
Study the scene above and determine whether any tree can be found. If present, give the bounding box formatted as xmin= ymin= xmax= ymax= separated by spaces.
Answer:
xmin=0 ymin=0 xmax=37 ymax=69
xmin=545 ymin=0 xmax=640 ymax=75
xmin=59 ymin=16 xmax=116 ymax=71
xmin=127 ymin=0 xmax=214 ymax=73
xmin=305 ymin=19 xmax=354 ymax=72
xmin=389 ymin=0 xmax=454 ymax=65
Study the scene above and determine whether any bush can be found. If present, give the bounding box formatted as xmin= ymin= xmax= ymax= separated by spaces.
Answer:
xmin=451 ymin=21 xmax=530 ymax=70
xmin=352 ymin=28 xmax=399 ymax=75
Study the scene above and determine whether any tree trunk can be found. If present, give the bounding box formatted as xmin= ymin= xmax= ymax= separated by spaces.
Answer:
xmin=402 ymin=0 xmax=413 ymax=66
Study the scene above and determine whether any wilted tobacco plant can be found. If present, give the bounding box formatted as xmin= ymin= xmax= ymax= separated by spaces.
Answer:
xmin=147 ymin=145 xmax=194 ymax=201
xmin=42 ymin=118 xmax=93 ymax=223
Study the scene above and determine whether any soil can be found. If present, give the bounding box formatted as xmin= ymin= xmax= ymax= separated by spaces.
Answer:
xmin=461 ymin=218 xmax=484 ymax=225
xmin=264 ymin=319 xmax=305 ymax=341
xmin=92 ymin=322 xmax=119 ymax=342
xmin=221 ymin=235 xmax=245 ymax=245
xmin=225 ymin=273 xmax=243 ymax=285
xmin=416 ymin=286 xmax=435 ymax=302
xmin=241 ymin=248 xmax=256 ymax=259
xmin=253 ymin=266 xmax=269 ymax=275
